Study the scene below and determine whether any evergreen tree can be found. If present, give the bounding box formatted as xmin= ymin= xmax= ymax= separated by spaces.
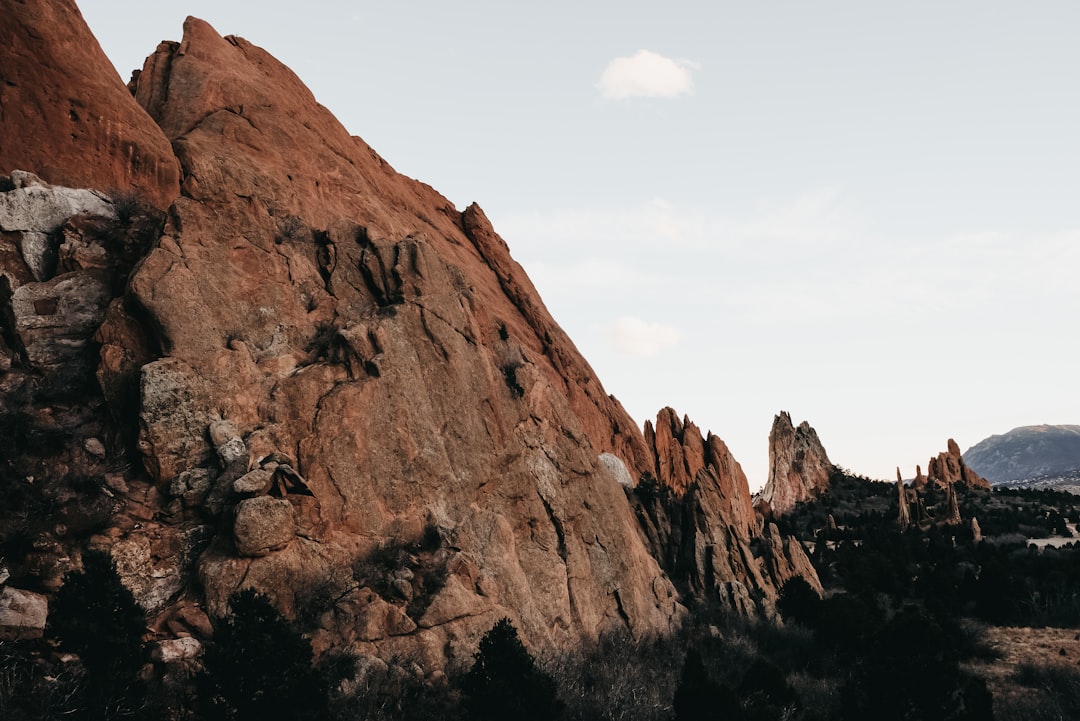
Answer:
xmin=198 ymin=589 xmax=327 ymax=721
xmin=461 ymin=618 xmax=562 ymax=721
xmin=48 ymin=549 xmax=148 ymax=719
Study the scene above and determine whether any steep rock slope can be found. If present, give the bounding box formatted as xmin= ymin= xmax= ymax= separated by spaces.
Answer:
xmin=756 ymin=412 xmax=835 ymax=517
xmin=0 ymin=0 xmax=179 ymax=208
xmin=637 ymin=409 xmax=821 ymax=617
xmin=0 ymin=7 xmax=681 ymax=670
xmin=964 ymin=425 xmax=1080 ymax=483
xmin=0 ymin=5 xmax=823 ymax=669
xmin=117 ymin=17 xmax=682 ymax=667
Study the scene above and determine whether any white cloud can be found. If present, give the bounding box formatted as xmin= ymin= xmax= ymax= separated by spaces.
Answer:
xmin=597 ymin=50 xmax=697 ymax=100
xmin=606 ymin=316 xmax=682 ymax=356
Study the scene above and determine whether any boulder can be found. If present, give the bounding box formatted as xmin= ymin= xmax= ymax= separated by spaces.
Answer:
xmin=233 ymin=496 xmax=297 ymax=557
xmin=0 ymin=587 xmax=48 ymax=640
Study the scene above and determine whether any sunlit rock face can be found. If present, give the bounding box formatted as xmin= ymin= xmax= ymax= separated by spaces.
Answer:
xmin=1 ymin=4 xmax=685 ymax=672
xmin=1 ymin=2 xmax=826 ymax=672
xmin=756 ymin=411 xmax=835 ymax=518
xmin=639 ymin=408 xmax=821 ymax=618
xmin=926 ymin=439 xmax=991 ymax=490
xmin=0 ymin=0 xmax=180 ymax=208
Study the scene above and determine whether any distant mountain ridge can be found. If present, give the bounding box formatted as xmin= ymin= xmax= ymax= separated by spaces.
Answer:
xmin=964 ymin=425 xmax=1080 ymax=483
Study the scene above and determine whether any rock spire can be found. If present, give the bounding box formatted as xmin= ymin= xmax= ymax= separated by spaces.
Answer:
xmin=756 ymin=412 xmax=836 ymax=517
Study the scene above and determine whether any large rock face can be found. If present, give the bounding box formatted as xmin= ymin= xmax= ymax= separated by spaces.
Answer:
xmin=0 ymin=5 xmax=824 ymax=674
xmin=638 ymin=408 xmax=821 ymax=617
xmin=106 ymin=16 xmax=683 ymax=668
xmin=0 ymin=0 xmax=180 ymax=208
xmin=756 ymin=411 xmax=836 ymax=517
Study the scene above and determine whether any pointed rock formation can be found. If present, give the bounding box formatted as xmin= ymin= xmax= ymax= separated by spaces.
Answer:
xmin=911 ymin=464 xmax=928 ymax=490
xmin=926 ymin=439 xmax=991 ymax=490
xmin=1 ymin=9 xmax=683 ymax=671
xmin=638 ymin=408 xmax=821 ymax=617
xmin=756 ymin=412 xmax=836 ymax=517
xmin=896 ymin=468 xmax=912 ymax=529
xmin=0 ymin=0 xmax=180 ymax=207
xmin=942 ymin=484 xmax=963 ymax=525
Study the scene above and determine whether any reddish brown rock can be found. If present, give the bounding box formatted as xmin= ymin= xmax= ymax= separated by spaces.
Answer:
xmin=926 ymin=439 xmax=991 ymax=490
xmin=897 ymin=468 xmax=912 ymax=529
xmin=911 ymin=464 xmax=928 ymax=490
xmin=0 ymin=587 xmax=48 ymax=640
xmin=757 ymin=412 xmax=836 ymax=517
xmin=640 ymin=408 xmax=820 ymax=617
xmin=0 ymin=0 xmax=179 ymax=207
xmin=114 ymin=16 xmax=681 ymax=668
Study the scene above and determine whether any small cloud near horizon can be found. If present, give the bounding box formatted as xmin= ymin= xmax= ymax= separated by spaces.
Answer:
xmin=597 ymin=50 xmax=697 ymax=100
xmin=607 ymin=316 xmax=682 ymax=356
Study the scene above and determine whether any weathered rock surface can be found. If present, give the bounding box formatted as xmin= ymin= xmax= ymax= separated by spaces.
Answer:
xmin=637 ymin=408 xmax=820 ymax=617
xmin=233 ymin=497 xmax=296 ymax=557
xmin=926 ymin=439 xmax=991 ymax=490
xmin=9 ymin=271 xmax=112 ymax=390
xmin=0 ymin=5 xmax=829 ymax=674
xmin=897 ymin=468 xmax=912 ymax=529
xmin=0 ymin=0 xmax=180 ymax=207
xmin=111 ymin=15 xmax=680 ymax=668
xmin=0 ymin=587 xmax=48 ymax=640
xmin=756 ymin=412 xmax=836 ymax=517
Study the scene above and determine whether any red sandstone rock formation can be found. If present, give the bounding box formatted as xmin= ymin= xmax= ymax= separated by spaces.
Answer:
xmin=756 ymin=412 xmax=836 ymax=517
xmin=896 ymin=467 xmax=912 ymax=529
xmin=0 ymin=5 xmax=823 ymax=672
xmin=926 ymin=439 xmax=991 ymax=490
xmin=0 ymin=0 xmax=179 ymax=208
xmin=640 ymin=408 xmax=821 ymax=616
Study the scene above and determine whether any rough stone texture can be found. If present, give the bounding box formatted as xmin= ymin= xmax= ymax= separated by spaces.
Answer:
xmin=599 ymin=452 xmax=635 ymax=488
xmin=971 ymin=517 xmax=983 ymax=542
xmin=897 ymin=468 xmax=912 ymax=529
xmin=926 ymin=439 xmax=992 ymax=490
xmin=942 ymin=483 xmax=963 ymax=525
xmin=911 ymin=464 xmax=928 ymax=490
xmin=0 ymin=176 xmax=116 ymax=282
xmin=0 ymin=0 xmax=180 ymax=207
xmin=152 ymin=636 xmax=203 ymax=664
xmin=233 ymin=497 xmax=296 ymax=557
xmin=639 ymin=408 xmax=820 ymax=617
xmin=0 ymin=587 xmax=48 ymax=640
xmin=10 ymin=271 xmax=112 ymax=390
xmin=109 ymin=15 xmax=682 ymax=668
xmin=756 ymin=411 xmax=835 ymax=517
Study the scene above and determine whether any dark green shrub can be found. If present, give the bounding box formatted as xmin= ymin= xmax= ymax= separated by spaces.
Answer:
xmin=48 ymin=550 xmax=148 ymax=719
xmin=198 ymin=589 xmax=327 ymax=721
xmin=462 ymin=618 xmax=562 ymax=721
xmin=672 ymin=648 xmax=741 ymax=721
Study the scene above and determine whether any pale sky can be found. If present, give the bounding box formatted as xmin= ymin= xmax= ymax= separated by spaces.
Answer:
xmin=79 ymin=1 xmax=1080 ymax=489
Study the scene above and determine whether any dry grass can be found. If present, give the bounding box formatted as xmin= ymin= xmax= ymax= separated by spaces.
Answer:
xmin=964 ymin=624 xmax=1080 ymax=720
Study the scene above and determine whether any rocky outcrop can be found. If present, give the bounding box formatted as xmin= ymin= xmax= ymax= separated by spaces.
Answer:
xmin=0 ymin=5 xmax=828 ymax=674
xmin=911 ymin=464 xmax=928 ymax=490
xmin=942 ymin=484 xmax=963 ymax=525
xmin=0 ymin=0 xmax=180 ymax=207
xmin=756 ymin=412 xmax=836 ymax=517
xmin=637 ymin=408 xmax=821 ymax=617
xmin=926 ymin=439 xmax=991 ymax=490
xmin=896 ymin=468 xmax=912 ymax=529
xmin=0 ymin=10 xmax=699 ymax=674
xmin=0 ymin=587 xmax=48 ymax=640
